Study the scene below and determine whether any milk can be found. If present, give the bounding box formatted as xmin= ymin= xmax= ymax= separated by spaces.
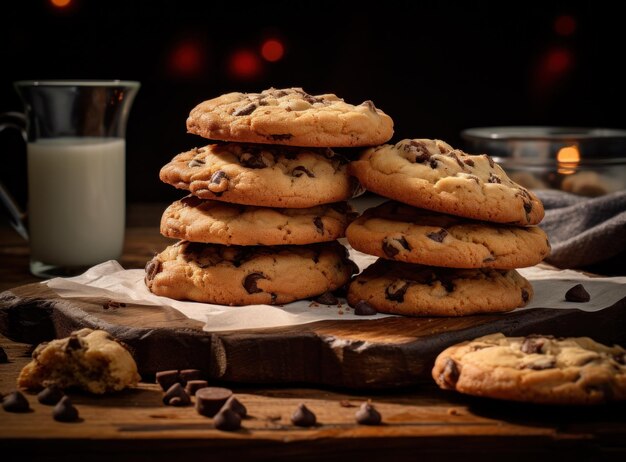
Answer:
xmin=27 ymin=137 xmax=125 ymax=267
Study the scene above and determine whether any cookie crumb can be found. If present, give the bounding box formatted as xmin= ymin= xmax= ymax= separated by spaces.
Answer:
xmin=447 ymin=408 xmax=461 ymax=416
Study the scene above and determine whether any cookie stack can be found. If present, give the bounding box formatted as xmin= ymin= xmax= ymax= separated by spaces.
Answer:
xmin=346 ymin=138 xmax=550 ymax=316
xmin=145 ymin=88 xmax=394 ymax=306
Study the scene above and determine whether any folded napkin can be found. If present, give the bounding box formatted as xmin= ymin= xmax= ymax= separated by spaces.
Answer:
xmin=536 ymin=190 xmax=626 ymax=269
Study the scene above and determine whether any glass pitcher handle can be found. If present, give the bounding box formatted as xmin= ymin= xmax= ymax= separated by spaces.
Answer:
xmin=0 ymin=111 xmax=29 ymax=240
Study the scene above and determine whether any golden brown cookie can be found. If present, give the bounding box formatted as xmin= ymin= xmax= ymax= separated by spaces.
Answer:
xmin=347 ymin=259 xmax=532 ymax=316
xmin=432 ymin=333 xmax=626 ymax=405
xmin=186 ymin=87 xmax=394 ymax=147
xmin=346 ymin=201 xmax=550 ymax=268
xmin=18 ymin=329 xmax=140 ymax=394
xmin=349 ymin=139 xmax=545 ymax=225
xmin=160 ymin=143 xmax=358 ymax=208
xmin=145 ymin=240 xmax=357 ymax=305
xmin=161 ymin=196 xmax=356 ymax=246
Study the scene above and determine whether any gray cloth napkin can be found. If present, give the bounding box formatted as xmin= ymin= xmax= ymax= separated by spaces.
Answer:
xmin=535 ymin=190 xmax=626 ymax=269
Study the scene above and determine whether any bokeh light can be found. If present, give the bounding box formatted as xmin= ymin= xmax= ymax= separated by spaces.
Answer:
xmin=228 ymin=49 xmax=262 ymax=80
xmin=554 ymin=15 xmax=577 ymax=36
xmin=168 ymin=40 xmax=205 ymax=78
xmin=50 ymin=0 xmax=72 ymax=8
xmin=261 ymin=39 xmax=285 ymax=62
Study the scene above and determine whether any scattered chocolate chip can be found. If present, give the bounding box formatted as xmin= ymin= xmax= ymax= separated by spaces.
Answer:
xmin=214 ymin=408 xmax=242 ymax=431
xmin=521 ymin=337 xmax=545 ymax=354
xmin=196 ymin=387 xmax=233 ymax=418
xmin=354 ymin=300 xmax=377 ymax=316
xmin=184 ymin=380 xmax=208 ymax=396
xmin=243 ymin=272 xmax=266 ymax=294
xmin=426 ymin=228 xmax=448 ymax=243
xmin=233 ymin=103 xmax=257 ymax=116
xmin=361 ymin=100 xmax=377 ymax=112
xmin=565 ymin=284 xmax=590 ymax=303
xmin=488 ymin=173 xmax=501 ymax=184
xmin=440 ymin=358 xmax=460 ymax=387
xmin=179 ymin=369 xmax=202 ymax=384
xmin=53 ymin=396 xmax=80 ymax=422
xmin=523 ymin=201 xmax=533 ymax=213
xmin=2 ymin=391 xmax=30 ymax=413
xmin=38 ymin=385 xmax=65 ymax=405
xmin=406 ymin=140 xmax=432 ymax=163
xmin=155 ymin=370 xmax=180 ymax=391
xmin=163 ymin=383 xmax=191 ymax=406
xmin=355 ymin=402 xmax=382 ymax=425
xmin=291 ymin=403 xmax=317 ymax=427
xmin=221 ymin=396 xmax=247 ymax=418
xmin=0 ymin=346 xmax=7 ymax=363
xmin=144 ymin=258 xmax=161 ymax=282
xmin=429 ymin=158 xmax=438 ymax=169
xmin=209 ymin=170 xmax=229 ymax=193
xmin=521 ymin=288 xmax=530 ymax=303
xmin=385 ymin=281 xmax=409 ymax=302
xmin=313 ymin=216 xmax=324 ymax=234
xmin=315 ymin=291 xmax=338 ymax=305
xmin=187 ymin=158 xmax=206 ymax=168
xmin=484 ymin=154 xmax=495 ymax=168
xmin=463 ymin=158 xmax=475 ymax=167
xmin=241 ymin=152 xmax=268 ymax=169
xmin=449 ymin=152 xmax=465 ymax=169
xmin=292 ymin=166 xmax=315 ymax=178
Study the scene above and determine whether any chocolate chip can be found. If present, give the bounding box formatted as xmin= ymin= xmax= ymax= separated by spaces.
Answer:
xmin=209 ymin=170 xmax=229 ymax=192
xmin=292 ymin=166 xmax=315 ymax=178
xmin=440 ymin=358 xmax=460 ymax=387
xmin=2 ymin=391 xmax=30 ymax=413
xmin=65 ymin=335 xmax=83 ymax=352
xmin=521 ymin=337 xmax=545 ymax=354
xmin=0 ymin=346 xmax=7 ymax=363
xmin=155 ymin=370 xmax=180 ymax=391
xmin=233 ymin=103 xmax=257 ymax=116
xmin=354 ymin=300 xmax=377 ymax=316
xmin=221 ymin=396 xmax=247 ymax=418
xmin=449 ymin=152 xmax=465 ymax=169
xmin=195 ymin=387 xmax=233 ymax=418
xmin=53 ymin=396 xmax=80 ymax=422
xmin=163 ymin=383 xmax=191 ymax=406
xmin=145 ymin=258 xmax=161 ymax=282
xmin=426 ymin=228 xmax=448 ymax=243
xmin=429 ymin=158 xmax=438 ymax=169
xmin=179 ymin=369 xmax=202 ymax=384
xmin=488 ymin=173 xmax=501 ymax=184
xmin=184 ymin=380 xmax=208 ymax=396
xmin=355 ymin=402 xmax=382 ymax=425
xmin=38 ymin=385 xmax=64 ymax=405
xmin=521 ymin=288 xmax=530 ymax=303
xmin=188 ymin=158 xmax=206 ymax=168
xmin=241 ymin=152 xmax=268 ymax=169
xmin=382 ymin=236 xmax=410 ymax=258
xmin=313 ymin=216 xmax=324 ymax=234
xmin=565 ymin=284 xmax=590 ymax=303
xmin=361 ymin=100 xmax=377 ymax=112
xmin=463 ymin=158 xmax=475 ymax=167
xmin=243 ymin=272 xmax=266 ymax=294
xmin=291 ymin=403 xmax=317 ymax=427
xmin=483 ymin=256 xmax=496 ymax=263
xmin=385 ymin=281 xmax=409 ymax=302
xmin=523 ymin=201 xmax=533 ymax=213
xmin=485 ymin=154 xmax=495 ymax=168
xmin=406 ymin=140 xmax=432 ymax=164
xmin=214 ymin=408 xmax=242 ymax=431
xmin=315 ymin=291 xmax=338 ymax=305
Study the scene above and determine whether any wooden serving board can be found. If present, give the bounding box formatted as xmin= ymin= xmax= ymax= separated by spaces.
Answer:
xmin=1 ymin=282 xmax=625 ymax=390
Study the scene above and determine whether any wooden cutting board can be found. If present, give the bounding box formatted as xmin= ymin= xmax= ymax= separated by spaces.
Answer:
xmin=1 ymin=282 xmax=625 ymax=390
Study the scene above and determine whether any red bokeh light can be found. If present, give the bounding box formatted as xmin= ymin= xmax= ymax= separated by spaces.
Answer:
xmin=167 ymin=40 xmax=206 ymax=78
xmin=546 ymin=48 xmax=572 ymax=74
xmin=50 ymin=0 xmax=71 ymax=8
xmin=554 ymin=15 xmax=577 ymax=36
xmin=261 ymin=39 xmax=285 ymax=62
xmin=228 ymin=49 xmax=262 ymax=80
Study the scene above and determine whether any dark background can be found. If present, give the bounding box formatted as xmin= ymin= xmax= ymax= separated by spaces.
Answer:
xmin=1 ymin=0 xmax=624 ymax=214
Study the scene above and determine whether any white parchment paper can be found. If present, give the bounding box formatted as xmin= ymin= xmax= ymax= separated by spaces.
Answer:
xmin=44 ymin=249 xmax=626 ymax=332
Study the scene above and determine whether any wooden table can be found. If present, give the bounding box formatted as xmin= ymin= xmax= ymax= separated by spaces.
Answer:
xmin=1 ymin=204 xmax=626 ymax=462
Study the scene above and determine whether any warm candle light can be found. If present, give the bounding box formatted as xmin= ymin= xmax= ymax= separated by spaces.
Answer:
xmin=50 ymin=0 xmax=72 ymax=8
xmin=557 ymin=145 xmax=580 ymax=174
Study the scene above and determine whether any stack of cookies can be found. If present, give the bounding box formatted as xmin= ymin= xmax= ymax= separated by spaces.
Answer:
xmin=145 ymin=88 xmax=394 ymax=306
xmin=346 ymin=138 xmax=550 ymax=316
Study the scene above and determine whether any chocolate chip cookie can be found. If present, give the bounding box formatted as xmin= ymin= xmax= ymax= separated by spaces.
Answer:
xmin=186 ymin=87 xmax=394 ymax=147
xmin=349 ymin=139 xmax=545 ymax=225
xmin=161 ymin=196 xmax=356 ymax=246
xmin=432 ymin=333 xmax=626 ymax=405
xmin=18 ymin=329 xmax=140 ymax=394
xmin=347 ymin=259 xmax=532 ymax=316
xmin=160 ymin=143 xmax=358 ymax=208
xmin=145 ymin=240 xmax=357 ymax=305
xmin=346 ymin=200 xmax=550 ymax=268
